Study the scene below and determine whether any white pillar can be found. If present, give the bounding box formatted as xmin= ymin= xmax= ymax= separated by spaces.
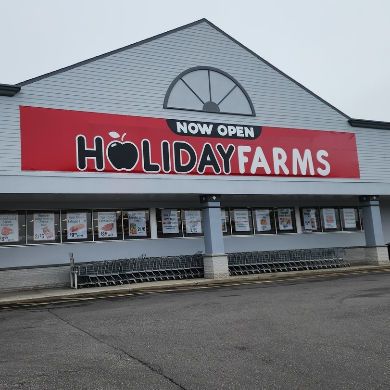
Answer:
xmin=358 ymin=195 xmax=389 ymax=264
xmin=200 ymin=195 xmax=229 ymax=279
xmin=149 ymin=208 xmax=158 ymax=239
xmin=295 ymin=207 xmax=302 ymax=234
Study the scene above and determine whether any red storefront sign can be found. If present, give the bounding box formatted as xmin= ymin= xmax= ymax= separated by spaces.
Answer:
xmin=20 ymin=106 xmax=360 ymax=178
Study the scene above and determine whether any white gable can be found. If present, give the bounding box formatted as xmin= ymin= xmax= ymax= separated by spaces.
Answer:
xmin=0 ymin=19 xmax=389 ymax=193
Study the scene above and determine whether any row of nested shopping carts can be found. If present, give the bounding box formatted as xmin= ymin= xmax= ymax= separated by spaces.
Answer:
xmin=228 ymin=248 xmax=348 ymax=276
xmin=69 ymin=248 xmax=348 ymax=288
xmin=70 ymin=254 xmax=204 ymax=289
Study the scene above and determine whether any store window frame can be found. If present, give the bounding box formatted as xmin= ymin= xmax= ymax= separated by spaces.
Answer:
xmin=61 ymin=210 xmax=93 ymax=243
xmin=358 ymin=208 xmax=364 ymax=231
xmin=0 ymin=210 xmax=27 ymax=246
xmin=275 ymin=207 xmax=297 ymax=234
xmin=319 ymin=207 xmax=342 ymax=232
xmin=252 ymin=208 xmax=277 ymax=235
xmin=221 ymin=208 xmax=232 ymax=236
xmin=182 ymin=209 xmax=204 ymax=237
xmin=123 ymin=209 xmax=151 ymax=240
xmin=299 ymin=207 xmax=322 ymax=233
xmin=157 ymin=208 xmax=183 ymax=238
xmin=340 ymin=207 xmax=362 ymax=231
xmin=26 ymin=210 xmax=61 ymax=244
xmin=230 ymin=208 xmax=254 ymax=236
xmin=92 ymin=209 xmax=124 ymax=241
xmin=164 ymin=66 xmax=256 ymax=116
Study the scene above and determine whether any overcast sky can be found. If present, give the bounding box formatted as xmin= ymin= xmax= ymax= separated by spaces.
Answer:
xmin=1 ymin=0 xmax=389 ymax=121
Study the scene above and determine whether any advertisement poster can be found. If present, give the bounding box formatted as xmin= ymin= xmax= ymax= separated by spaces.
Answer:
xmin=97 ymin=212 xmax=118 ymax=238
xmin=0 ymin=214 xmax=19 ymax=243
xmin=184 ymin=210 xmax=202 ymax=234
xmin=221 ymin=210 xmax=228 ymax=233
xmin=162 ymin=209 xmax=180 ymax=234
xmin=322 ymin=208 xmax=337 ymax=229
xmin=66 ymin=212 xmax=88 ymax=240
xmin=254 ymin=209 xmax=272 ymax=232
xmin=278 ymin=208 xmax=293 ymax=230
xmin=128 ymin=210 xmax=147 ymax=237
xmin=20 ymin=106 xmax=360 ymax=179
xmin=342 ymin=208 xmax=357 ymax=229
xmin=33 ymin=213 xmax=55 ymax=241
xmin=302 ymin=208 xmax=318 ymax=231
xmin=233 ymin=209 xmax=251 ymax=232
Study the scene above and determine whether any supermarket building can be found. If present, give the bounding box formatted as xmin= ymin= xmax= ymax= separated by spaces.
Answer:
xmin=1 ymin=19 xmax=390 ymax=291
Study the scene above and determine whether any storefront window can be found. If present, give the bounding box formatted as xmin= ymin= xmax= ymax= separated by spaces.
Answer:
xmin=320 ymin=208 xmax=341 ymax=231
xmin=92 ymin=210 xmax=123 ymax=241
xmin=340 ymin=208 xmax=361 ymax=231
xmin=182 ymin=209 xmax=203 ymax=237
xmin=359 ymin=208 xmax=364 ymax=230
xmin=61 ymin=210 xmax=93 ymax=242
xmin=123 ymin=209 xmax=151 ymax=239
xmin=221 ymin=208 xmax=231 ymax=235
xmin=27 ymin=211 xmax=61 ymax=244
xmin=253 ymin=208 xmax=276 ymax=234
xmin=276 ymin=208 xmax=297 ymax=233
xmin=157 ymin=209 xmax=183 ymax=238
xmin=0 ymin=211 xmax=26 ymax=245
xmin=300 ymin=208 xmax=321 ymax=232
xmin=230 ymin=208 xmax=253 ymax=235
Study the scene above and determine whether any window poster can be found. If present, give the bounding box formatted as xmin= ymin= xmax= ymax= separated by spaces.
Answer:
xmin=66 ymin=212 xmax=88 ymax=240
xmin=278 ymin=208 xmax=293 ymax=230
xmin=342 ymin=208 xmax=357 ymax=229
xmin=302 ymin=208 xmax=318 ymax=231
xmin=254 ymin=209 xmax=272 ymax=232
xmin=128 ymin=210 xmax=147 ymax=237
xmin=33 ymin=212 xmax=55 ymax=241
xmin=0 ymin=213 xmax=19 ymax=243
xmin=221 ymin=210 xmax=228 ymax=233
xmin=97 ymin=211 xmax=118 ymax=238
xmin=162 ymin=209 xmax=180 ymax=234
xmin=233 ymin=209 xmax=250 ymax=232
xmin=322 ymin=208 xmax=337 ymax=229
xmin=184 ymin=210 xmax=202 ymax=234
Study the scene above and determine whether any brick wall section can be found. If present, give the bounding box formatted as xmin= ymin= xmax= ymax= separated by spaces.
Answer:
xmin=0 ymin=266 xmax=69 ymax=292
xmin=344 ymin=246 xmax=389 ymax=265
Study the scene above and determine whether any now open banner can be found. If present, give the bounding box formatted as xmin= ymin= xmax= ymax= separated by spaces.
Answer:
xmin=20 ymin=106 xmax=360 ymax=178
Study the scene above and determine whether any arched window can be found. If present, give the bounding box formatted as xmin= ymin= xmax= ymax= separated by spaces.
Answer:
xmin=164 ymin=67 xmax=255 ymax=116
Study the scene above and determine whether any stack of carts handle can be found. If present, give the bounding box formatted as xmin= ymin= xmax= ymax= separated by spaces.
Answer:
xmin=228 ymin=248 xmax=348 ymax=276
xmin=70 ymin=248 xmax=349 ymax=288
xmin=70 ymin=254 xmax=204 ymax=289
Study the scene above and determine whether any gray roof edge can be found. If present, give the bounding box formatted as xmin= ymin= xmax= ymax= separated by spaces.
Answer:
xmin=349 ymin=118 xmax=390 ymax=130
xmin=0 ymin=83 xmax=21 ymax=96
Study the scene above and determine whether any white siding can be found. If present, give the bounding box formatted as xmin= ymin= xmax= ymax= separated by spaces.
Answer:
xmin=0 ymin=21 xmax=389 ymax=194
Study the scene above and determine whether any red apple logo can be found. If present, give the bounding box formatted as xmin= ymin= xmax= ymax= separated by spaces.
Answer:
xmin=106 ymin=132 xmax=139 ymax=171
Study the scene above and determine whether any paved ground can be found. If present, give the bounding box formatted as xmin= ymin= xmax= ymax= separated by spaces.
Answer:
xmin=0 ymin=272 xmax=389 ymax=390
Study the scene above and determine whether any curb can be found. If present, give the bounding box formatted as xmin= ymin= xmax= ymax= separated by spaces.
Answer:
xmin=1 ymin=265 xmax=390 ymax=307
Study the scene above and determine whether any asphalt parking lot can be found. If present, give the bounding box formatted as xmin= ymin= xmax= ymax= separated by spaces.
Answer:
xmin=0 ymin=272 xmax=389 ymax=390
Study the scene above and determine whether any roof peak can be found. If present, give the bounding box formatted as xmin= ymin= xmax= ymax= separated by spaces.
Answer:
xmin=10 ymin=18 xmax=351 ymax=121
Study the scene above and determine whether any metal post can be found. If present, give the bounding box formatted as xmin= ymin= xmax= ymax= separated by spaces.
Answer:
xmin=149 ymin=208 xmax=158 ymax=239
xmin=69 ymin=252 xmax=75 ymax=289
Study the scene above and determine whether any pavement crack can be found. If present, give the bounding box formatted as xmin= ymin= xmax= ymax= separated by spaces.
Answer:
xmin=47 ymin=309 xmax=187 ymax=390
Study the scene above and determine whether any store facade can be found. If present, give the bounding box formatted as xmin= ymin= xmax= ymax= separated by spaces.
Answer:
xmin=0 ymin=19 xmax=389 ymax=291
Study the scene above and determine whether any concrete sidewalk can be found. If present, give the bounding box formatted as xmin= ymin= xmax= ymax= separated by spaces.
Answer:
xmin=1 ymin=264 xmax=390 ymax=307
